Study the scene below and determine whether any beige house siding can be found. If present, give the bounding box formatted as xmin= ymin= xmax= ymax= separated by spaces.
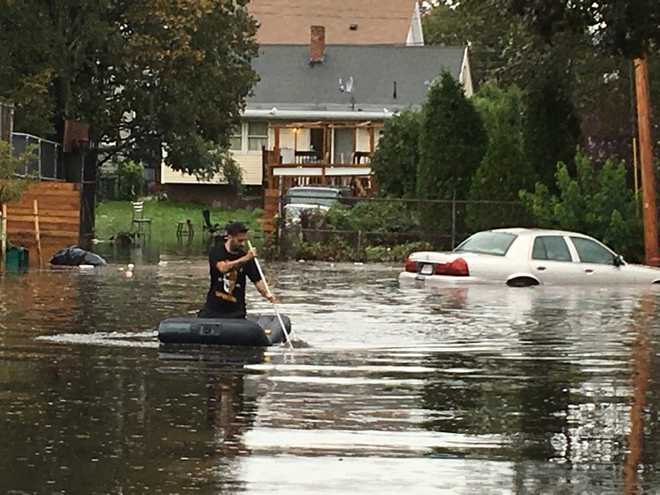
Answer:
xmin=161 ymin=150 xmax=263 ymax=186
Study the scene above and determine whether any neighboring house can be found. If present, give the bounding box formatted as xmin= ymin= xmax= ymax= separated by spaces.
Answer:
xmin=249 ymin=0 xmax=424 ymax=46
xmin=161 ymin=27 xmax=473 ymax=204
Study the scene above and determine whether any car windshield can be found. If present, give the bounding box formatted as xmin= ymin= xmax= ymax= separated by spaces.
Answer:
xmin=454 ymin=231 xmax=517 ymax=256
xmin=285 ymin=189 xmax=341 ymax=207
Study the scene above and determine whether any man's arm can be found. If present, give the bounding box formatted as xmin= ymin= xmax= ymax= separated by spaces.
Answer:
xmin=217 ymin=248 xmax=256 ymax=273
xmin=255 ymin=279 xmax=276 ymax=304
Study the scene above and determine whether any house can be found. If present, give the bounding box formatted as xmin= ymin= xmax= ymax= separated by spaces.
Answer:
xmin=249 ymin=0 xmax=424 ymax=46
xmin=161 ymin=27 xmax=473 ymax=209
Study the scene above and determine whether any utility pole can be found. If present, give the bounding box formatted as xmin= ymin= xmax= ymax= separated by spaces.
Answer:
xmin=633 ymin=54 xmax=659 ymax=266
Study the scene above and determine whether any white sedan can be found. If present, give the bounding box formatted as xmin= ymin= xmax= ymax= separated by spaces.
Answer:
xmin=399 ymin=228 xmax=660 ymax=287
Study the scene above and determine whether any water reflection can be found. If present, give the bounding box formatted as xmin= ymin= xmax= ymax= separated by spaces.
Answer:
xmin=2 ymin=259 xmax=660 ymax=493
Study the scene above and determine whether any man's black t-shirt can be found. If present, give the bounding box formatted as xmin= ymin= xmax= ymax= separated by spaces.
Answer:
xmin=205 ymin=242 xmax=262 ymax=317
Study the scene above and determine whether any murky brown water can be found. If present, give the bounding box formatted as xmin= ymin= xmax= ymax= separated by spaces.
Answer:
xmin=2 ymin=249 xmax=660 ymax=494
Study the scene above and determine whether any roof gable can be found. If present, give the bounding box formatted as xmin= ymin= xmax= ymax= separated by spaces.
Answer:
xmin=249 ymin=0 xmax=419 ymax=45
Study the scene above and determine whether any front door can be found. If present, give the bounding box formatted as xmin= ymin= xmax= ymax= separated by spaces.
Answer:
xmin=310 ymin=128 xmax=325 ymax=161
xmin=334 ymin=128 xmax=354 ymax=164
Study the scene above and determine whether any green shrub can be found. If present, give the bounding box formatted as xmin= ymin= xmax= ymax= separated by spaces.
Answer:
xmin=520 ymin=149 xmax=642 ymax=260
xmin=324 ymin=201 xmax=420 ymax=233
xmin=365 ymin=241 xmax=434 ymax=262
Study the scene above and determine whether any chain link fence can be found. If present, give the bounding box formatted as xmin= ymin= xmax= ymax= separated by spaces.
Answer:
xmin=12 ymin=132 xmax=63 ymax=180
xmin=276 ymin=196 xmax=534 ymax=261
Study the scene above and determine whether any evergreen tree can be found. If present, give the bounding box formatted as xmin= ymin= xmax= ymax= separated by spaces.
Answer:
xmin=467 ymin=84 xmax=534 ymax=229
xmin=417 ymin=72 xmax=487 ymax=201
xmin=523 ymin=73 xmax=581 ymax=189
xmin=371 ymin=111 xmax=421 ymax=198
xmin=470 ymin=84 xmax=532 ymax=198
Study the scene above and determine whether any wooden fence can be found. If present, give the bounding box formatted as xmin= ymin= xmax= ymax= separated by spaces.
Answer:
xmin=4 ymin=182 xmax=80 ymax=266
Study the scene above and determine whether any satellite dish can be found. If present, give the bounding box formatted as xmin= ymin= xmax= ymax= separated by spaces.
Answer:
xmin=345 ymin=76 xmax=354 ymax=94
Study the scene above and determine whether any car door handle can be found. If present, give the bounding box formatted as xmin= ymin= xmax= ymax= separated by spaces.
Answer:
xmin=585 ymin=269 xmax=594 ymax=274
xmin=536 ymin=266 xmax=547 ymax=271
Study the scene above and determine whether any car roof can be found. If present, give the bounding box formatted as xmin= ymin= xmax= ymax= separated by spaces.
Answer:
xmin=287 ymin=186 xmax=346 ymax=192
xmin=489 ymin=227 xmax=593 ymax=238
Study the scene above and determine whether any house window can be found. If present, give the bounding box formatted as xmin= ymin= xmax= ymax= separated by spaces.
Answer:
xmin=248 ymin=121 xmax=268 ymax=151
xmin=229 ymin=129 xmax=242 ymax=152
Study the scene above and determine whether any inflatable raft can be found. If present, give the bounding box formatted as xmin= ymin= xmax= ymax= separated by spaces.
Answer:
xmin=158 ymin=314 xmax=291 ymax=346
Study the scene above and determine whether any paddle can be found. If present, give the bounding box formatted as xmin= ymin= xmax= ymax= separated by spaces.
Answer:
xmin=247 ymin=240 xmax=294 ymax=349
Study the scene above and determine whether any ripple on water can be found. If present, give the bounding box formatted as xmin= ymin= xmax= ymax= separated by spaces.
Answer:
xmin=1 ymin=260 xmax=660 ymax=494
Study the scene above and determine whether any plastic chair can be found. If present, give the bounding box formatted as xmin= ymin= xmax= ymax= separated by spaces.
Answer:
xmin=131 ymin=201 xmax=152 ymax=237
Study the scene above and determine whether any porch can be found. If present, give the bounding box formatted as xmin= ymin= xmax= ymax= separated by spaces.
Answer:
xmin=260 ymin=121 xmax=382 ymax=234
xmin=263 ymin=121 xmax=382 ymax=193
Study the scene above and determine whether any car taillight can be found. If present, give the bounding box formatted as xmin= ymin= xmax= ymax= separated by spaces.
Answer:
xmin=404 ymin=258 xmax=418 ymax=273
xmin=435 ymin=258 xmax=469 ymax=277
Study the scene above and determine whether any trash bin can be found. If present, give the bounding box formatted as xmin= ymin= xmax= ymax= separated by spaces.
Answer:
xmin=5 ymin=246 xmax=29 ymax=272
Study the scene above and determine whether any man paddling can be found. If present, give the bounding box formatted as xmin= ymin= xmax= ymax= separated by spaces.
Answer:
xmin=198 ymin=222 xmax=275 ymax=319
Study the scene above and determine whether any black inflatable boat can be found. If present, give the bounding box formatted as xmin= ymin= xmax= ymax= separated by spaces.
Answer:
xmin=158 ymin=314 xmax=291 ymax=346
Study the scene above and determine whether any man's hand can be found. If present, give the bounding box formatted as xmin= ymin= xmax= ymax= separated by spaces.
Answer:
xmin=265 ymin=293 xmax=277 ymax=304
xmin=244 ymin=247 xmax=257 ymax=261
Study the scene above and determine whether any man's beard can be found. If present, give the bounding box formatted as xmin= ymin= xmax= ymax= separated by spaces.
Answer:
xmin=229 ymin=239 xmax=244 ymax=253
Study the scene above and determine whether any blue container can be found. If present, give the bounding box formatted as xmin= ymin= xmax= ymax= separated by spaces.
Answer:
xmin=5 ymin=246 xmax=29 ymax=272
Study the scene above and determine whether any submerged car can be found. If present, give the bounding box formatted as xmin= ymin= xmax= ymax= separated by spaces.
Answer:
xmin=283 ymin=186 xmax=353 ymax=224
xmin=399 ymin=228 xmax=660 ymax=287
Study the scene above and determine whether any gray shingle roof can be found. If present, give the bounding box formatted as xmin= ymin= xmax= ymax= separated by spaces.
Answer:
xmin=248 ymin=45 xmax=466 ymax=113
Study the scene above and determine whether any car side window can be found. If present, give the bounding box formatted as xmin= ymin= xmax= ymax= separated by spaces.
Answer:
xmin=532 ymin=236 xmax=573 ymax=262
xmin=571 ymin=237 xmax=615 ymax=265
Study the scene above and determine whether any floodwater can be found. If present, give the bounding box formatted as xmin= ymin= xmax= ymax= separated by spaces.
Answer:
xmin=2 ymin=249 xmax=660 ymax=494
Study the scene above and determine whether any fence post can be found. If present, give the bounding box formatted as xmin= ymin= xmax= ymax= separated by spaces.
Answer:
xmin=0 ymin=203 xmax=7 ymax=273
xmin=356 ymin=230 xmax=362 ymax=260
xmin=276 ymin=192 xmax=283 ymax=259
xmin=37 ymin=137 xmax=42 ymax=178
xmin=451 ymin=196 xmax=457 ymax=249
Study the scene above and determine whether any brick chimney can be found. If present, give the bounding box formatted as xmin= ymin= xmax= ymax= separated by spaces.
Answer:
xmin=310 ymin=25 xmax=326 ymax=64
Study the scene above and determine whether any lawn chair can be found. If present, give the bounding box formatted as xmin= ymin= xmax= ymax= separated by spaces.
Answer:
xmin=131 ymin=201 xmax=152 ymax=237
xmin=202 ymin=209 xmax=220 ymax=235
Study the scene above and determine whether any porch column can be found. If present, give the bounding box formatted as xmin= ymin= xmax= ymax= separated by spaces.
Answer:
xmin=272 ymin=127 xmax=281 ymax=189
xmin=352 ymin=127 xmax=357 ymax=164
xmin=321 ymin=125 xmax=328 ymax=184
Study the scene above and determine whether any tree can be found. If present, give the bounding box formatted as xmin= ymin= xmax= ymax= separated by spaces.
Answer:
xmin=503 ymin=0 xmax=660 ymax=261
xmin=505 ymin=1 xmax=660 ymax=58
xmin=470 ymin=84 xmax=533 ymax=198
xmin=0 ymin=0 xmax=258 ymax=181
xmin=467 ymin=84 xmax=535 ymax=230
xmin=371 ymin=111 xmax=421 ymax=198
xmin=417 ymin=72 xmax=487 ymax=201
xmin=423 ymin=0 xmax=533 ymax=85
xmin=523 ymin=72 xmax=582 ymax=189
xmin=520 ymin=149 xmax=643 ymax=260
